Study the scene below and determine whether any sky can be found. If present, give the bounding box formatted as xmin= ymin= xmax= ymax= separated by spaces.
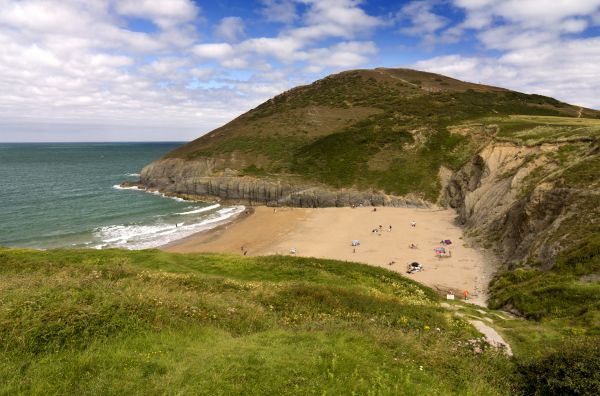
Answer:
xmin=1 ymin=0 xmax=600 ymax=142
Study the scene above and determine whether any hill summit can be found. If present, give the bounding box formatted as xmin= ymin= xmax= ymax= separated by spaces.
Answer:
xmin=140 ymin=68 xmax=598 ymax=203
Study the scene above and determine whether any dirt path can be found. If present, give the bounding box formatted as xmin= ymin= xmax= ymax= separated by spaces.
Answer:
xmin=468 ymin=320 xmax=513 ymax=356
xmin=577 ymin=107 xmax=583 ymax=118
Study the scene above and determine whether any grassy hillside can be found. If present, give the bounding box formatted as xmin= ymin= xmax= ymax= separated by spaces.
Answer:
xmin=0 ymin=248 xmax=520 ymax=395
xmin=161 ymin=68 xmax=600 ymax=200
xmin=2 ymin=248 xmax=599 ymax=394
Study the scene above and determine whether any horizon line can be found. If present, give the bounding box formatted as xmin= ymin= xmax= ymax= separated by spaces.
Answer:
xmin=0 ymin=140 xmax=188 ymax=144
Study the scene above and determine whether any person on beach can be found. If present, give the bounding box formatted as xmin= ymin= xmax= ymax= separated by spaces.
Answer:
xmin=463 ymin=290 xmax=469 ymax=300
xmin=388 ymin=225 xmax=392 ymax=232
xmin=410 ymin=221 xmax=416 ymax=227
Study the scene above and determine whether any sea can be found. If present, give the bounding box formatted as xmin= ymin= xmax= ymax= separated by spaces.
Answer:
xmin=0 ymin=142 xmax=244 ymax=250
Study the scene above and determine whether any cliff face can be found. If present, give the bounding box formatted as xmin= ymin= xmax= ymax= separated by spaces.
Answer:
xmin=445 ymin=140 xmax=599 ymax=268
xmin=140 ymin=158 xmax=431 ymax=208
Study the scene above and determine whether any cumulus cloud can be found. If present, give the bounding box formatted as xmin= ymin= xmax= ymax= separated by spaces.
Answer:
xmin=115 ymin=0 xmax=199 ymax=29
xmin=215 ymin=17 xmax=246 ymax=42
xmin=0 ymin=0 xmax=386 ymax=141
xmin=302 ymin=41 xmax=378 ymax=73
xmin=396 ymin=0 xmax=448 ymax=45
xmin=412 ymin=1 xmax=600 ymax=108
xmin=260 ymin=0 xmax=298 ymax=24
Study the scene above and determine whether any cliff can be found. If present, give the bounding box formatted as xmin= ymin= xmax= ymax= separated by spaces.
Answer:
xmin=140 ymin=158 xmax=430 ymax=208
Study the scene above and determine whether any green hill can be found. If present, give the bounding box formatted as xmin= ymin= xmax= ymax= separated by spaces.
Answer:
xmin=157 ymin=68 xmax=599 ymax=201
xmin=3 ymin=248 xmax=599 ymax=395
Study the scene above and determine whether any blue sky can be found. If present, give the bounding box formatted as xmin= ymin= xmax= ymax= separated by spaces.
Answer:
xmin=1 ymin=0 xmax=600 ymax=142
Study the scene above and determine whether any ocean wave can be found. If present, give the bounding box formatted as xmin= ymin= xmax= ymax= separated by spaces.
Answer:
xmin=125 ymin=173 xmax=140 ymax=177
xmin=112 ymin=184 xmax=188 ymax=202
xmin=112 ymin=184 xmax=143 ymax=191
xmin=95 ymin=205 xmax=245 ymax=250
xmin=177 ymin=203 xmax=220 ymax=215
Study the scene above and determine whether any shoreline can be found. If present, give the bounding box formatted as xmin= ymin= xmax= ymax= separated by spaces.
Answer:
xmin=160 ymin=206 xmax=255 ymax=250
xmin=163 ymin=205 xmax=496 ymax=306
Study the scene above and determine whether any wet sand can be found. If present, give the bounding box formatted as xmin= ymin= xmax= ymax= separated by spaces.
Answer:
xmin=164 ymin=206 xmax=495 ymax=305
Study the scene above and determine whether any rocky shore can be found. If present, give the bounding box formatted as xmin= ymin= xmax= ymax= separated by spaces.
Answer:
xmin=135 ymin=158 xmax=432 ymax=208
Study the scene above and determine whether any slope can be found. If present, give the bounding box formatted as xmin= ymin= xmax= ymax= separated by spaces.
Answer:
xmin=139 ymin=68 xmax=600 ymax=203
xmin=1 ymin=248 xmax=517 ymax=395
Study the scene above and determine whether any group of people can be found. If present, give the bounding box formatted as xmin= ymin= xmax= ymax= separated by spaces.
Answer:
xmin=371 ymin=224 xmax=393 ymax=235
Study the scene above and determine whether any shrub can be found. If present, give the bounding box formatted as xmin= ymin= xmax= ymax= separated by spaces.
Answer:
xmin=517 ymin=337 xmax=600 ymax=395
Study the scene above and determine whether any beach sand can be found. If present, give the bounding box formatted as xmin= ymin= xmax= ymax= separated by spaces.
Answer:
xmin=164 ymin=206 xmax=495 ymax=305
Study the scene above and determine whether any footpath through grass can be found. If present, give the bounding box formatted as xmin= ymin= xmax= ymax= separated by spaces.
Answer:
xmin=0 ymin=248 xmax=516 ymax=395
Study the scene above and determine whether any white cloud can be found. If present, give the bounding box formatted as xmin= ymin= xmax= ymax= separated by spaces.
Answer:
xmin=302 ymin=41 xmax=378 ymax=72
xmin=215 ymin=17 xmax=246 ymax=42
xmin=260 ymin=0 xmax=298 ymax=24
xmin=414 ymin=36 xmax=600 ymax=108
xmin=450 ymin=0 xmax=600 ymax=44
xmin=397 ymin=1 xmax=448 ymax=45
xmin=0 ymin=0 xmax=386 ymax=141
xmin=301 ymin=0 xmax=382 ymax=38
xmin=192 ymin=43 xmax=235 ymax=60
xmin=408 ymin=0 xmax=600 ymax=110
xmin=115 ymin=0 xmax=199 ymax=29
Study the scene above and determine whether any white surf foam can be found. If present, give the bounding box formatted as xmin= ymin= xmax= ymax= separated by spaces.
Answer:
xmin=112 ymin=184 xmax=143 ymax=191
xmin=112 ymin=184 xmax=189 ymax=202
xmin=125 ymin=173 xmax=140 ymax=177
xmin=95 ymin=205 xmax=245 ymax=250
xmin=177 ymin=203 xmax=220 ymax=215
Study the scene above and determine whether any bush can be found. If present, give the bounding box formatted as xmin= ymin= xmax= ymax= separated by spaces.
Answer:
xmin=517 ymin=337 xmax=600 ymax=395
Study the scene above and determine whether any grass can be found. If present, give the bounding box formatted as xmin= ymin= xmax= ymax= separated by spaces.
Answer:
xmin=482 ymin=115 xmax=600 ymax=144
xmin=488 ymin=232 xmax=600 ymax=329
xmin=440 ymin=300 xmax=600 ymax=394
xmin=0 ymin=248 xmax=522 ymax=395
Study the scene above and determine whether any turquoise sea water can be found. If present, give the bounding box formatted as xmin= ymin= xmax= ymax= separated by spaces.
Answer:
xmin=0 ymin=142 xmax=243 ymax=249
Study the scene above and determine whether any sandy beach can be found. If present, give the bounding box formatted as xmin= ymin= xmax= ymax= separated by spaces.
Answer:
xmin=164 ymin=206 xmax=495 ymax=305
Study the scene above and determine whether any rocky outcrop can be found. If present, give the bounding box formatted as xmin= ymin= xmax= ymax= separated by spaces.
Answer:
xmin=444 ymin=142 xmax=592 ymax=267
xmin=139 ymin=158 xmax=431 ymax=208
